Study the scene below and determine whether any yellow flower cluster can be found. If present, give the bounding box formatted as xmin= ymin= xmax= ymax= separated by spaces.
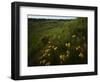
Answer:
xmin=79 ymin=52 xmax=84 ymax=58
xmin=72 ymin=34 xmax=76 ymax=38
xmin=54 ymin=47 xmax=58 ymax=50
xmin=65 ymin=42 xmax=71 ymax=47
xmin=48 ymin=53 xmax=50 ymax=56
xmin=45 ymin=49 xmax=50 ymax=53
xmin=39 ymin=38 xmax=85 ymax=65
xmin=40 ymin=59 xmax=46 ymax=64
xmin=39 ymin=41 xmax=58 ymax=65
xmin=59 ymin=54 xmax=69 ymax=62
xmin=76 ymin=45 xmax=80 ymax=50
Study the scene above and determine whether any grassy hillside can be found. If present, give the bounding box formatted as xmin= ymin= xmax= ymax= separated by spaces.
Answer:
xmin=28 ymin=17 xmax=87 ymax=66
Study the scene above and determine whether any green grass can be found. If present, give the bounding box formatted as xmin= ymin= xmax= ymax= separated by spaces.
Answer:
xmin=28 ymin=17 xmax=88 ymax=66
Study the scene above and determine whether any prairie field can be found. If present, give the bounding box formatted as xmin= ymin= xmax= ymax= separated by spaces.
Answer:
xmin=28 ymin=16 xmax=87 ymax=66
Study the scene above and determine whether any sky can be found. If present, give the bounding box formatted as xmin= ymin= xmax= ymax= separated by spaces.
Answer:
xmin=28 ymin=15 xmax=77 ymax=20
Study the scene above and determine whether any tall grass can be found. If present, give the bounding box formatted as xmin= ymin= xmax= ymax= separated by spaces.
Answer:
xmin=28 ymin=17 xmax=87 ymax=66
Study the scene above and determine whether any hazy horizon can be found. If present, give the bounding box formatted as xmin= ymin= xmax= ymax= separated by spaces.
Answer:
xmin=28 ymin=15 xmax=77 ymax=20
